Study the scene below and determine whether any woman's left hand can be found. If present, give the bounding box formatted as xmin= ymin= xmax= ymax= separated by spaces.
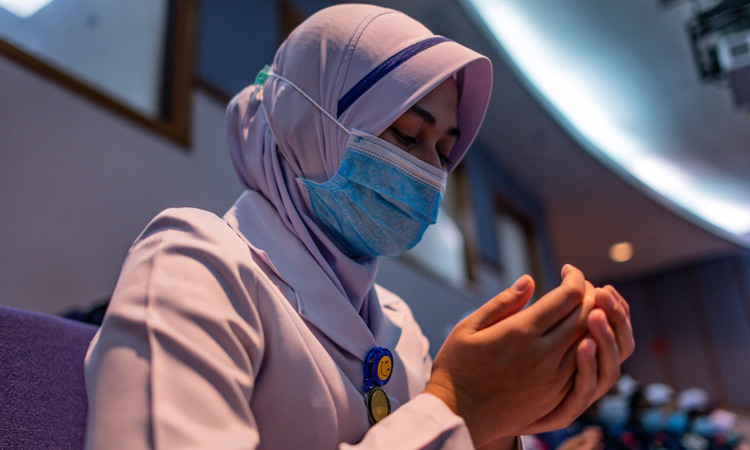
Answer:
xmin=587 ymin=285 xmax=635 ymax=400
xmin=519 ymin=283 xmax=634 ymax=435
xmin=586 ymin=284 xmax=634 ymax=401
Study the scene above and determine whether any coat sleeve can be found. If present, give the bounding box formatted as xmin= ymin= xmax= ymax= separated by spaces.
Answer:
xmin=85 ymin=210 xmax=266 ymax=449
xmin=343 ymin=393 xmax=475 ymax=449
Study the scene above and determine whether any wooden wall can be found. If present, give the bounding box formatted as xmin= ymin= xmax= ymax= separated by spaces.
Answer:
xmin=617 ymin=250 xmax=750 ymax=410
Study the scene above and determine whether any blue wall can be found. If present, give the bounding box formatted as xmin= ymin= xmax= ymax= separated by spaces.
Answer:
xmin=197 ymin=0 xmax=279 ymax=95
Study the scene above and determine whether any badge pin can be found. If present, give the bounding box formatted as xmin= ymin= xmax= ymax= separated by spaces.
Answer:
xmin=366 ymin=386 xmax=391 ymax=424
xmin=363 ymin=347 xmax=394 ymax=424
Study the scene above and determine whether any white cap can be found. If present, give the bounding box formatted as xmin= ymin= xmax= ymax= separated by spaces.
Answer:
xmin=677 ymin=387 xmax=710 ymax=412
xmin=644 ymin=383 xmax=674 ymax=406
xmin=709 ymin=409 xmax=737 ymax=433
xmin=617 ymin=374 xmax=639 ymax=397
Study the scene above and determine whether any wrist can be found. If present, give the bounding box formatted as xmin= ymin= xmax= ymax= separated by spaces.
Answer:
xmin=423 ymin=377 xmax=457 ymax=411
xmin=424 ymin=377 xmax=486 ymax=447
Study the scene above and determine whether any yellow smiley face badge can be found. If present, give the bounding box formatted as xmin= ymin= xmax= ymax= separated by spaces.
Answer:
xmin=377 ymin=355 xmax=392 ymax=382
xmin=363 ymin=347 xmax=393 ymax=391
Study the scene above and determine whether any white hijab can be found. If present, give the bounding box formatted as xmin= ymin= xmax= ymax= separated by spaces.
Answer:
xmin=225 ymin=4 xmax=492 ymax=321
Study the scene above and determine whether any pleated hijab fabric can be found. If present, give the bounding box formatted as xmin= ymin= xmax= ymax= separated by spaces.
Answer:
xmin=225 ymin=4 xmax=492 ymax=318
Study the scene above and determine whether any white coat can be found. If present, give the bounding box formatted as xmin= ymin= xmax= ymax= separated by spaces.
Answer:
xmin=84 ymin=190 xmax=478 ymax=449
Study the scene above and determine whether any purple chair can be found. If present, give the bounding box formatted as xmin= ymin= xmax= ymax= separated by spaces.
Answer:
xmin=0 ymin=306 xmax=98 ymax=449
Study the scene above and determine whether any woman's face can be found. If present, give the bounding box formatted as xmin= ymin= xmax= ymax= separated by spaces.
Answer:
xmin=378 ymin=77 xmax=459 ymax=170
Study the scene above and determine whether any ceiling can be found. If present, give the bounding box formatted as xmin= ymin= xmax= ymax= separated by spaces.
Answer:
xmin=362 ymin=0 xmax=748 ymax=283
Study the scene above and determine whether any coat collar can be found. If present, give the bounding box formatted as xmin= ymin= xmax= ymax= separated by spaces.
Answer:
xmin=224 ymin=190 xmax=403 ymax=360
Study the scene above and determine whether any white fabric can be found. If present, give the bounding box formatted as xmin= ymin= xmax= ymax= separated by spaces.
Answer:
xmin=84 ymin=191 xmax=476 ymax=449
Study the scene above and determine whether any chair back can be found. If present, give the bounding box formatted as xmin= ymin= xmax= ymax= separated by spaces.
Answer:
xmin=0 ymin=306 xmax=98 ymax=450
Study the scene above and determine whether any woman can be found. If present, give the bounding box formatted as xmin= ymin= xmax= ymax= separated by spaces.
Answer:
xmin=85 ymin=4 xmax=634 ymax=449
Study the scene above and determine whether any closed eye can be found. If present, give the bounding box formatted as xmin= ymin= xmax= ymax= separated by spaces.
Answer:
xmin=390 ymin=127 xmax=418 ymax=146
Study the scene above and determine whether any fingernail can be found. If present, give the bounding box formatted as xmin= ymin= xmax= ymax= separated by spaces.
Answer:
xmin=513 ymin=275 xmax=530 ymax=291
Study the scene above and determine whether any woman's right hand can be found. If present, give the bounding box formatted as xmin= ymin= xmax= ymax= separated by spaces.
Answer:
xmin=424 ymin=265 xmax=598 ymax=447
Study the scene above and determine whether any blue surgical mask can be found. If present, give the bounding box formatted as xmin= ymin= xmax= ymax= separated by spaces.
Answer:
xmin=299 ymin=130 xmax=446 ymax=258
xmin=263 ymin=70 xmax=448 ymax=259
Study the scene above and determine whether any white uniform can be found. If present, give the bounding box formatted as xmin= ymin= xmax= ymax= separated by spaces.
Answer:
xmin=84 ymin=190 xmax=476 ymax=449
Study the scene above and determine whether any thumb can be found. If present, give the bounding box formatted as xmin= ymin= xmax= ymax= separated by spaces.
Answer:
xmin=468 ymin=275 xmax=535 ymax=331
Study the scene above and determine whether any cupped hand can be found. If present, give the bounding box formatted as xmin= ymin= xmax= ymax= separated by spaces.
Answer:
xmin=523 ymin=281 xmax=635 ymax=437
xmin=424 ymin=265 xmax=596 ymax=447
xmin=520 ymin=281 xmax=636 ymax=435
xmin=588 ymin=284 xmax=635 ymax=400
xmin=597 ymin=284 xmax=634 ymax=364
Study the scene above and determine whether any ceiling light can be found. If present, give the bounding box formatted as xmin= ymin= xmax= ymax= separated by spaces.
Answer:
xmin=609 ymin=242 xmax=634 ymax=263
xmin=626 ymin=155 xmax=691 ymax=197
xmin=0 ymin=0 xmax=54 ymax=18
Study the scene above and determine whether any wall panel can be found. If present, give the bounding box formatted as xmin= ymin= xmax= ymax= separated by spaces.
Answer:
xmin=647 ymin=270 xmax=714 ymax=394
xmin=617 ymin=282 xmax=663 ymax=384
xmin=691 ymin=258 xmax=750 ymax=406
xmin=617 ymin=251 xmax=750 ymax=409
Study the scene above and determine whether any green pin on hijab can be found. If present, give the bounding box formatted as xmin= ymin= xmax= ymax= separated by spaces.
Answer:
xmin=254 ymin=65 xmax=271 ymax=86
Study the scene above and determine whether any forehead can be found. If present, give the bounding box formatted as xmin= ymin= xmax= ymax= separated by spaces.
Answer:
xmin=412 ymin=77 xmax=458 ymax=126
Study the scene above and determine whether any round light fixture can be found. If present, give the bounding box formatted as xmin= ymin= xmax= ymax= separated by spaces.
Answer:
xmin=609 ymin=241 xmax=634 ymax=263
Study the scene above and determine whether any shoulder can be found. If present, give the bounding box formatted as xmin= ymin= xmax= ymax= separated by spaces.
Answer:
xmin=116 ymin=207 xmax=279 ymax=317
xmin=134 ymin=207 xmax=240 ymax=249
xmin=102 ymin=207 xmax=279 ymax=357
xmin=125 ymin=207 xmax=259 ymax=273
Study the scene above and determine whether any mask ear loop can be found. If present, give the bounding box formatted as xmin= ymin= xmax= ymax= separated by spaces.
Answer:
xmin=265 ymin=71 xmax=350 ymax=135
xmin=256 ymin=66 xmax=350 ymax=179
xmin=253 ymin=66 xmax=307 ymax=179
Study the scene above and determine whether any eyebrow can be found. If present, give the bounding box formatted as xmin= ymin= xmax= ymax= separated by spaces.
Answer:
xmin=408 ymin=105 xmax=461 ymax=139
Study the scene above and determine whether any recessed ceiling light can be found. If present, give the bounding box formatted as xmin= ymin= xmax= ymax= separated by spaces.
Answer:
xmin=0 ymin=0 xmax=54 ymax=18
xmin=609 ymin=242 xmax=634 ymax=263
